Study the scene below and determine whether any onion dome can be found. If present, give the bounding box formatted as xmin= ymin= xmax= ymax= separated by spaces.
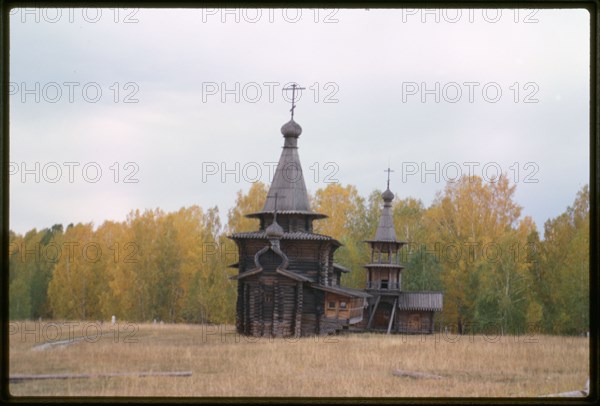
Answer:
xmin=266 ymin=218 xmax=284 ymax=239
xmin=382 ymin=188 xmax=394 ymax=202
xmin=281 ymin=119 xmax=302 ymax=138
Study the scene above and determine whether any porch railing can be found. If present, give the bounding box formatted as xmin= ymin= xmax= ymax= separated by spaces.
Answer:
xmin=366 ymin=281 xmax=400 ymax=290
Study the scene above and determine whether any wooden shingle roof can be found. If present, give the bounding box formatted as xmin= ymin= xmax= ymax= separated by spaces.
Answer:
xmin=397 ymin=292 xmax=443 ymax=311
xmin=333 ymin=263 xmax=351 ymax=273
xmin=258 ymin=119 xmax=323 ymax=216
xmin=245 ymin=210 xmax=327 ymax=219
xmin=373 ymin=189 xmax=397 ymax=241
xmin=244 ymin=117 xmax=327 ymax=223
xmin=229 ymin=231 xmax=340 ymax=245
xmin=311 ymin=284 xmax=372 ymax=298
xmin=363 ymin=263 xmax=405 ymax=269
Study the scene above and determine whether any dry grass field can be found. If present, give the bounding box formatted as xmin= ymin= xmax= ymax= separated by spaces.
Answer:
xmin=8 ymin=321 xmax=589 ymax=398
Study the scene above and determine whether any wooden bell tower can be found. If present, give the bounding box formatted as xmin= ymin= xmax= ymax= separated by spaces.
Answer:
xmin=364 ymin=170 xmax=406 ymax=333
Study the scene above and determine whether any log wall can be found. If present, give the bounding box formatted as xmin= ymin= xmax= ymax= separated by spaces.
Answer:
xmin=396 ymin=310 xmax=435 ymax=334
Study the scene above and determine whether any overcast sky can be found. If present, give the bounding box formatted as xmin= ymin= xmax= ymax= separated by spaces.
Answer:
xmin=9 ymin=8 xmax=589 ymax=236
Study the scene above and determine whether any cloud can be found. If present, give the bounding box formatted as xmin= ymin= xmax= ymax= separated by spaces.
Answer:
xmin=8 ymin=8 xmax=589 ymax=235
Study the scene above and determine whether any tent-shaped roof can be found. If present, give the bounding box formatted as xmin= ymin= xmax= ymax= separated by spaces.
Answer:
xmin=246 ymin=119 xmax=326 ymax=220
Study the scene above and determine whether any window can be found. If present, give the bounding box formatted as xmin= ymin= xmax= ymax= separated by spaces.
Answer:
xmin=264 ymin=293 xmax=273 ymax=303
xmin=381 ymin=279 xmax=389 ymax=289
xmin=328 ymin=301 xmax=336 ymax=309
xmin=340 ymin=301 xmax=347 ymax=309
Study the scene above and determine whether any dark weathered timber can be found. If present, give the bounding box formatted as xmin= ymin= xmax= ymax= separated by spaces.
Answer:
xmin=362 ymin=179 xmax=443 ymax=335
xmin=227 ymin=113 xmax=372 ymax=337
xmin=392 ymin=370 xmax=442 ymax=380
xmin=10 ymin=371 xmax=192 ymax=382
xmin=396 ymin=310 xmax=436 ymax=334
xmin=228 ymin=112 xmax=442 ymax=337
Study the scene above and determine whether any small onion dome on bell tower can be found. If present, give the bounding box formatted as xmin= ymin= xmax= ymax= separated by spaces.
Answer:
xmin=382 ymin=188 xmax=394 ymax=203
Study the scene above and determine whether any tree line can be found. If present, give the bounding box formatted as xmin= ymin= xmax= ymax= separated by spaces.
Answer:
xmin=8 ymin=176 xmax=589 ymax=335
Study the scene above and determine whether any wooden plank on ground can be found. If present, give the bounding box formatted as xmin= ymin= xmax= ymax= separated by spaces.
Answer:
xmin=392 ymin=370 xmax=442 ymax=380
xmin=10 ymin=371 xmax=192 ymax=382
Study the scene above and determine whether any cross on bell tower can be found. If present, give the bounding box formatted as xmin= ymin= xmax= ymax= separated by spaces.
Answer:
xmin=384 ymin=167 xmax=394 ymax=190
xmin=283 ymin=83 xmax=305 ymax=119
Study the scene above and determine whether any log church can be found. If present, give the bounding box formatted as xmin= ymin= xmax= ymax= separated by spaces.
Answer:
xmin=229 ymin=86 xmax=442 ymax=337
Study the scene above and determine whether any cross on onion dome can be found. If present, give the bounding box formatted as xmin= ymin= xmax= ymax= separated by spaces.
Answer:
xmin=283 ymin=83 xmax=305 ymax=119
xmin=384 ymin=167 xmax=394 ymax=190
